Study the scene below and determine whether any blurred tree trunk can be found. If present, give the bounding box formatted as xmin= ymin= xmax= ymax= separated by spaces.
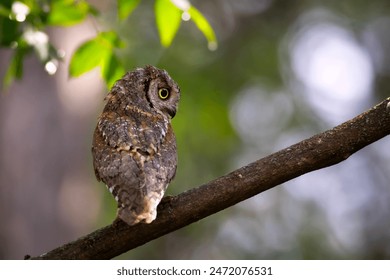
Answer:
xmin=0 ymin=53 xmax=70 ymax=258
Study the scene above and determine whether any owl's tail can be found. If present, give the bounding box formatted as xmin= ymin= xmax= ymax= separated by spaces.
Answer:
xmin=116 ymin=190 xmax=164 ymax=226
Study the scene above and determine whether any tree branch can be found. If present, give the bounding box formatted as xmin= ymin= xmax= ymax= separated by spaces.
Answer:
xmin=30 ymin=98 xmax=390 ymax=260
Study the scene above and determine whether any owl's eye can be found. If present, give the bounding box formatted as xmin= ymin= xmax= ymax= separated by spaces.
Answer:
xmin=158 ymin=88 xmax=170 ymax=100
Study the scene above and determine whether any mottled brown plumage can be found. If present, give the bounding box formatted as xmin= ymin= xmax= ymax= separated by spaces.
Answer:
xmin=92 ymin=65 xmax=180 ymax=225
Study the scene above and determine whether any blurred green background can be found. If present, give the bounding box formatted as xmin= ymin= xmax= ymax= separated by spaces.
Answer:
xmin=1 ymin=0 xmax=390 ymax=259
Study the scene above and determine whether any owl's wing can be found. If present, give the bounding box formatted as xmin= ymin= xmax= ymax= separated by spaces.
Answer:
xmin=96 ymin=111 xmax=168 ymax=156
xmin=92 ymin=110 xmax=176 ymax=225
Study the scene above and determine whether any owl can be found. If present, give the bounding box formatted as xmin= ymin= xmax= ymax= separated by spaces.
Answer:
xmin=92 ymin=65 xmax=180 ymax=226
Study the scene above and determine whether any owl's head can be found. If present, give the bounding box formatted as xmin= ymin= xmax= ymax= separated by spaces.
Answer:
xmin=144 ymin=65 xmax=180 ymax=119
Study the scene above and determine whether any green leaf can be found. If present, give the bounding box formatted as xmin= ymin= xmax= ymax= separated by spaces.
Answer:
xmin=101 ymin=54 xmax=125 ymax=88
xmin=69 ymin=31 xmax=125 ymax=86
xmin=155 ymin=0 xmax=182 ymax=47
xmin=3 ymin=48 xmax=26 ymax=88
xmin=47 ymin=0 xmax=92 ymax=26
xmin=188 ymin=6 xmax=217 ymax=50
xmin=0 ymin=17 xmax=19 ymax=46
xmin=0 ymin=5 xmax=10 ymax=17
xmin=99 ymin=31 xmax=125 ymax=48
xmin=69 ymin=36 xmax=108 ymax=77
xmin=117 ymin=0 xmax=141 ymax=20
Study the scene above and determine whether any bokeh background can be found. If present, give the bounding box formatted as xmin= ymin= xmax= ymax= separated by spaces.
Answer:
xmin=1 ymin=0 xmax=390 ymax=259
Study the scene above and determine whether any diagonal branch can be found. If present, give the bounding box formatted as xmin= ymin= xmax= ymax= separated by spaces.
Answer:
xmin=30 ymin=98 xmax=390 ymax=260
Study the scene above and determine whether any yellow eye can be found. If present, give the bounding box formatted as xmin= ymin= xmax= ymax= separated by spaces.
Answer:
xmin=158 ymin=88 xmax=170 ymax=100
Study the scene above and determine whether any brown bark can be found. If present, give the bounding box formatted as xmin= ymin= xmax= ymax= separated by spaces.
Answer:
xmin=30 ymin=98 xmax=390 ymax=260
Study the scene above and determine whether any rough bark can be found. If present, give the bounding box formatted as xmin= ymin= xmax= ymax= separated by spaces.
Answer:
xmin=30 ymin=98 xmax=390 ymax=260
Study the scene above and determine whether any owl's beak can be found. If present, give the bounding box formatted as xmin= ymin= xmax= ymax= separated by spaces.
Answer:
xmin=166 ymin=107 xmax=176 ymax=118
